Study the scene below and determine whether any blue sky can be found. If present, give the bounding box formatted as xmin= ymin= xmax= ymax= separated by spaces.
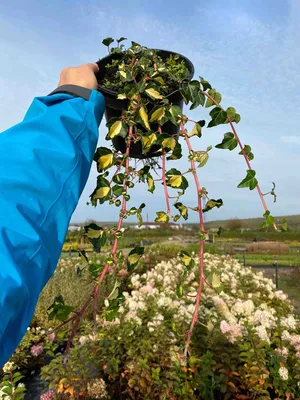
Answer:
xmin=0 ymin=0 xmax=299 ymax=223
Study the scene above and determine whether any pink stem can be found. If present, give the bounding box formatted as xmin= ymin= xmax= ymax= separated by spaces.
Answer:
xmin=181 ymin=122 xmax=205 ymax=357
xmin=201 ymin=91 xmax=268 ymax=212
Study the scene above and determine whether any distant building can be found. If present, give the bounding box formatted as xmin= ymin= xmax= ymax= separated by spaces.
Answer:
xmin=131 ymin=222 xmax=182 ymax=230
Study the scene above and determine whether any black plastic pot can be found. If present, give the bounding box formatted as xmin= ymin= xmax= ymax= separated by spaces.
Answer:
xmin=96 ymin=49 xmax=194 ymax=159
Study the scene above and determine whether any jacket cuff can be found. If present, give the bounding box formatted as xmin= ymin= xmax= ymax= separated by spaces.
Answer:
xmin=48 ymin=85 xmax=93 ymax=101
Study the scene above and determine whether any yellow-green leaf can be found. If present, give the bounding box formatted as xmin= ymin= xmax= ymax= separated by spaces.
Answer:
xmin=117 ymin=93 xmax=127 ymax=100
xmin=139 ymin=106 xmax=150 ymax=129
xmin=212 ymin=273 xmax=221 ymax=288
xmin=155 ymin=211 xmax=169 ymax=223
xmin=168 ymin=175 xmax=182 ymax=187
xmin=108 ymin=120 xmax=123 ymax=139
xmin=127 ymin=254 xmax=140 ymax=265
xmin=147 ymin=175 xmax=155 ymax=193
xmin=119 ymin=71 xmax=127 ymax=79
xmin=145 ymin=88 xmax=164 ymax=100
xmin=142 ymin=133 xmax=157 ymax=153
xmin=181 ymin=253 xmax=192 ymax=266
xmin=98 ymin=153 xmax=113 ymax=170
xmin=154 ymin=76 xmax=165 ymax=85
xmin=94 ymin=187 xmax=110 ymax=199
xmin=162 ymin=137 xmax=176 ymax=150
xmin=207 ymin=320 xmax=214 ymax=332
xmin=150 ymin=107 xmax=165 ymax=122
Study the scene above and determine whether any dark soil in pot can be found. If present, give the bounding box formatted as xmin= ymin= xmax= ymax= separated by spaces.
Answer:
xmin=96 ymin=49 xmax=194 ymax=159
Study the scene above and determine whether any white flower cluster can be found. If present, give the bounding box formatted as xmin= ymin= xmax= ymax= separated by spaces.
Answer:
xmin=98 ymin=253 xmax=298 ymax=358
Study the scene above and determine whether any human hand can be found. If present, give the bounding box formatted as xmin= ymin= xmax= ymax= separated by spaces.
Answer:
xmin=58 ymin=63 xmax=99 ymax=90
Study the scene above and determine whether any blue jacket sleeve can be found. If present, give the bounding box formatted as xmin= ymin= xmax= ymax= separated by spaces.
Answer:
xmin=0 ymin=89 xmax=105 ymax=367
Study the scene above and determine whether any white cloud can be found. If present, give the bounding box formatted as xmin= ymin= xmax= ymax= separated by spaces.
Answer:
xmin=280 ymin=136 xmax=300 ymax=145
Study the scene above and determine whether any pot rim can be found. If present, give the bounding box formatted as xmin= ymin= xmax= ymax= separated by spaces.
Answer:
xmin=96 ymin=48 xmax=195 ymax=98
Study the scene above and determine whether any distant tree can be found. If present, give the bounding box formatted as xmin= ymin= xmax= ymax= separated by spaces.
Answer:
xmin=226 ymin=218 xmax=243 ymax=230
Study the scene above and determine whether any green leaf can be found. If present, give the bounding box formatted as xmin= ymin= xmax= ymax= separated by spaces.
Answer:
xmin=203 ymin=199 xmax=223 ymax=213
xmin=113 ymin=173 xmax=125 ymax=184
xmin=107 ymin=281 xmax=120 ymax=300
xmin=190 ymin=92 xmax=206 ymax=110
xmin=117 ymin=93 xmax=127 ymax=100
xmin=150 ymin=107 xmax=165 ymax=122
xmin=84 ymin=223 xmax=107 ymax=248
xmin=207 ymin=107 xmax=228 ymax=128
xmin=107 ymin=120 xmax=128 ymax=139
xmin=226 ymin=107 xmax=241 ymax=123
xmin=145 ymin=88 xmax=164 ymax=100
xmin=47 ymin=296 xmax=74 ymax=321
xmin=179 ymin=251 xmax=194 ymax=269
xmin=189 ymin=122 xmax=202 ymax=138
xmin=117 ymin=37 xmax=127 ymax=43
xmin=102 ymin=37 xmax=114 ymax=47
xmin=215 ymin=132 xmax=238 ymax=151
xmin=112 ymin=184 xmax=125 ymax=197
xmin=79 ymin=250 xmax=88 ymax=264
xmin=281 ymin=219 xmax=288 ymax=231
xmin=89 ymin=263 xmax=103 ymax=278
xmin=174 ymin=202 xmax=188 ymax=221
xmin=94 ymin=147 xmax=114 ymax=171
xmin=237 ymin=170 xmax=258 ymax=190
xmin=260 ymin=210 xmax=275 ymax=229
xmin=239 ymin=145 xmax=254 ymax=161
xmin=155 ymin=211 xmax=169 ymax=223
xmin=180 ymin=80 xmax=201 ymax=105
xmin=127 ymin=246 xmax=144 ymax=272
xmin=200 ymin=76 xmax=212 ymax=91
xmin=205 ymin=88 xmax=222 ymax=108
xmin=139 ymin=106 xmax=150 ymax=129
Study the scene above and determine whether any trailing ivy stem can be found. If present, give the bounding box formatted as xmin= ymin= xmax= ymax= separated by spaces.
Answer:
xmin=92 ymin=128 xmax=132 ymax=331
xmin=201 ymin=90 xmax=269 ymax=213
xmin=181 ymin=123 xmax=205 ymax=358
xmin=158 ymin=125 xmax=171 ymax=216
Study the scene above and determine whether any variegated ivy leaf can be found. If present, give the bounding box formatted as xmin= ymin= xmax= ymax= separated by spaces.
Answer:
xmin=155 ymin=211 xmax=169 ymax=223
xmin=90 ymin=175 xmax=111 ymax=205
xmin=127 ymin=246 xmax=144 ymax=272
xmin=139 ymin=106 xmax=150 ymax=129
xmin=179 ymin=250 xmax=194 ymax=269
xmin=94 ymin=147 xmax=114 ymax=172
xmin=145 ymin=88 xmax=164 ymax=100
xmin=107 ymin=120 xmax=128 ymax=139
xmin=174 ymin=202 xmax=188 ymax=220
xmin=166 ymin=168 xmax=189 ymax=192
xmin=203 ymin=198 xmax=223 ymax=213
xmin=84 ymin=223 xmax=107 ymax=248
xmin=142 ymin=133 xmax=157 ymax=153
xmin=150 ymin=107 xmax=165 ymax=123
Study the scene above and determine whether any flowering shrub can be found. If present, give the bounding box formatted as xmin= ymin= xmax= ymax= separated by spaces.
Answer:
xmin=38 ymin=254 xmax=300 ymax=399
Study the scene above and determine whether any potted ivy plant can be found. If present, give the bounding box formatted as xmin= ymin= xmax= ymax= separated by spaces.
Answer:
xmin=9 ymin=37 xmax=288 ymax=399
xmin=96 ymin=38 xmax=194 ymax=158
